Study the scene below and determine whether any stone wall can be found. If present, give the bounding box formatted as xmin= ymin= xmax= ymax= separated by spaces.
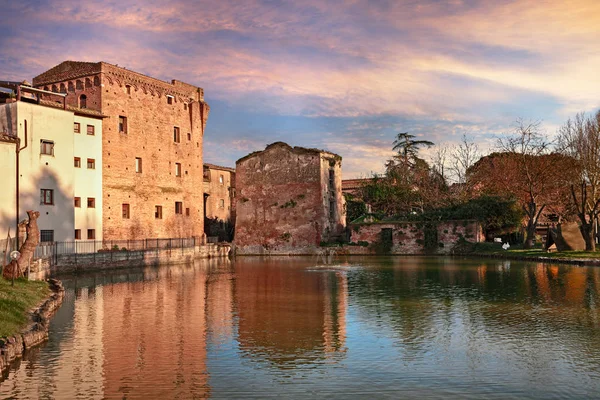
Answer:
xmin=349 ymin=220 xmax=483 ymax=254
xmin=234 ymin=142 xmax=345 ymax=255
xmin=0 ymin=279 xmax=64 ymax=376
xmin=33 ymin=61 xmax=209 ymax=240
xmin=28 ymin=244 xmax=231 ymax=279
xmin=203 ymin=164 xmax=235 ymax=223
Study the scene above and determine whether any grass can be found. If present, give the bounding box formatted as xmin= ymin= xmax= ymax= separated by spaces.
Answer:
xmin=469 ymin=242 xmax=600 ymax=260
xmin=0 ymin=278 xmax=50 ymax=338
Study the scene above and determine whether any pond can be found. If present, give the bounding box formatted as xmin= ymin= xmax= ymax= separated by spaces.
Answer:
xmin=1 ymin=256 xmax=600 ymax=399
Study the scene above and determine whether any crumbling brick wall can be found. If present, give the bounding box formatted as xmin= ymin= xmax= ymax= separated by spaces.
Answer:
xmin=234 ymin=142 xmax=345 ymax=254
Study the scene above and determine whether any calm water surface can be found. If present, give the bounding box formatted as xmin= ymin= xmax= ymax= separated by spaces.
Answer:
xmin=1 ymin=256 xmax=600 ymax=399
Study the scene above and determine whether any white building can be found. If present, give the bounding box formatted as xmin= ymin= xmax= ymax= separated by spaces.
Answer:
xmin=0 ymin=82 xmax=103 ymax=243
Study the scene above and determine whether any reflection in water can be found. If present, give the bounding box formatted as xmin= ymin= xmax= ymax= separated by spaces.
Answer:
xmin=1 ymin=257 xmax=600 ymax=399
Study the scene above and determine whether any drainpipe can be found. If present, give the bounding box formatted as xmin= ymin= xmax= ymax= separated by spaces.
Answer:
xmin=15 ymin=121 xmax=27 ymax=250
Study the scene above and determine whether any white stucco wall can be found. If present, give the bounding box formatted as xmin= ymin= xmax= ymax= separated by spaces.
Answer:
xmin=74 ymin=115 xmax=103 ymax=240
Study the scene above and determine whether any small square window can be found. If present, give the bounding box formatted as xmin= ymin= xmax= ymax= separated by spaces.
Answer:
xmin=40 ymin=230 xmax=54 ymax=243
xmin=155 ymin=205 xmax=163 ymax=219
xmin=40 ymin=140 xmax=54 ymax=155
xmin=87 ymin=125 xmax=95 ymax=135
xmin=185 ymin=207 xmax=190 ymax=216
xmin=74 ymin=157 xmax=81 ymax=168
xmin=173 ymin=127 xmax=180 ymax=143
xmin=175 ymin=201 xmax=183 ymax=214
xmin=87 ymin=229 xmax=95 ymax=240
xmin=219 ymin=175 xmax=224 ymax=185
xmin=87 ymin=158 xmax=95 ymax=169
xmin=187 ymin=132 xmax=191 ymax=141
xmin=135 ymin=157 xmax=142 ymax=173
xmin=122 ymin=203 xmax=130 ymax=219
xmin=175 ymin=163 xmax=182 ymax=177
xmin=119 ymin=116 xmax=127 ymax=134
xmin=74 ymin=197 xmax=81 ymax=207
xmin=126 ymin=85 xmax=131 ymax=95
xmin=74 ymin=229 xmax=81 ymax=240
xmin=74 ymin=122 xmax=81 ymax=133
xmin=183 ymin=103 xmax=187 ymax=110
xmin=41 ymin=189 xmax=54 ymax=205
xmin=87 ymin=197 xmax=95 ymax=208
xmin=167 ymin=96 xmax=173 ymax=105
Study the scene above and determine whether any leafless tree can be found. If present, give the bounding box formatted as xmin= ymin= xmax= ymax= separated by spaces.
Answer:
xmin=498 ymin=119 xmax=552 ymax=249
xmin=557 ymin=110 xmax=600 ymax=251
xmin=451 ymin=134 xmax=481 ymax=185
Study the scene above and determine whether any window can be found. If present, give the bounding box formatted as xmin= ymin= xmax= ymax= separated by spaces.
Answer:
xmin=40 ymin=140 xmax=54 ymax=155
xmin=79 ymin=94 xmax=87 ymax=109
xmin=175 ymin=201 xmax=183 ymax=214
xmin=74 ymin=197 xmax=81 ymax=207
xmin=122 ymin=204 xmax=130 ymax=219
xmin=329 ymin=200 xmax=335 ymax=219
xmin=40 ymin=230 xmax=54 ymax=243
xmin=183 ymin=103 xmax=187 ymax=110
xmin=119 ymin=116 xmax=127 ymax=134
xmin=329 ymin=169 xmax=335 ymax=189
xmin=126 ymin=85 xmax=131 ymax=95
xmin=87 ymin=158 xmax=95 ymax=169
xmin=203 ymin=166 xmax=210 ymax=182
xmin=87 ymin=197 xmax=95 ymax=208
xmin=173 ymin=127 xmax=180 ymax=143
xmin=167 ymin=96 xmax=173 ymax=105
xmin=87 ymin=125 xmax=95 ymax=135
xmin=135 ymin=157 xmax=142 ymax=173
xmin=185 ymin=207 xmax=190 ymax=216
xmin=187 ymin=132 xmax=191 ymax=141
xmin=219 ymin=199 xmax=225 ymax=208
xmin=74 ymin=229 xmax=81 ymax=240
xmin=74 ymin=157 xmax=81 ymax=168
xmin=175 ymin=163 xmax=182 ymax=177
xmin=41 ymin=189 xmax=54 ymax=205
xmin=74 ymin=122 xmax=81 ymax=133
xmin=87 ymin=229 xmax=95 ymax=240
xmin=155 ymin=205 xmax=163 ymax=219
xmin=219 ymin=174 xmax=224 ymax=185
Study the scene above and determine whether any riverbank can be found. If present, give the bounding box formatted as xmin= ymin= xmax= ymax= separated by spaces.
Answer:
xmin=465 ymin=242 xmax=600 ymax=266
xmin=0 ymin=279 xmax=64 ymax=376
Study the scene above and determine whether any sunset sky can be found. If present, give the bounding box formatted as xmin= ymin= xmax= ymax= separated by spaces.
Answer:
xmin=1 ymin=0 xmax=599 ymax=178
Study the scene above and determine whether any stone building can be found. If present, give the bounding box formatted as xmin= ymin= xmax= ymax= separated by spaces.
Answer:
xmin=203 ymin=163 xmax=235 ymax=223
xmin=234 ymin=142 xmax=345 ymax=254
xmin=32 ymin=61 xmax=209 ymax=240
xmin=0 ymin=82 xmax=104 ymax=243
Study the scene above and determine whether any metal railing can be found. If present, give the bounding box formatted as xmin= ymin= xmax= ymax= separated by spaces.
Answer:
xmin=32 ymin=236 xmax=205 ymax=260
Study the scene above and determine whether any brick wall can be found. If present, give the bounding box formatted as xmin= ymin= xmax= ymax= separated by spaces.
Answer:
xmin=203 ymin=165 xmax=235 ymax=222
xmin=33 ymin=61 xmax=209 ymax=240
xmin=234 ymin=142 xmax=345 ymax=255
xmin=349 ymin=220 xmax=483 ymax=254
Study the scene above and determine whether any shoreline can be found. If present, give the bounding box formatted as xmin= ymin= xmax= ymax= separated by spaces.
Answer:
xmin=463 ymin=252 xmax=600 ymax=266
xmin=0 ymin=279 xmax=65 ymax=378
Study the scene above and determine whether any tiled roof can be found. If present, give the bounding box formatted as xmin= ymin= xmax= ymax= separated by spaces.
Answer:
xmin=38 ymin=99 xmax=106 ymax=118
xmin=204 ymin=163 xmax=235 ymax=173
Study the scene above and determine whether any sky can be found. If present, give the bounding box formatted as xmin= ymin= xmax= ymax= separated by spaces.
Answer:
xmin=1 ymin=0 xmax=599 ymax=178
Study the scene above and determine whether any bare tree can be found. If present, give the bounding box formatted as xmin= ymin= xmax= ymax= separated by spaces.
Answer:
xmin=498 ymin=119 xmax=552 ymax=249
xmin=431 ymin=145 xmax=449 ymax=182
xmin=557 ymin=110 xmax=600 ymax=251
xmin=451 ymin=134 xmax=481 ymax=185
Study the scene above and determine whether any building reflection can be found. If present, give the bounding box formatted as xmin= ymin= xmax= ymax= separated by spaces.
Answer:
xmin=234 ymin=258 xmax=348 ymax=366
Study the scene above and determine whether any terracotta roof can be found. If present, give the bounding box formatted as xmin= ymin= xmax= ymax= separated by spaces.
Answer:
xmin=204 ymin=163 xmax=235 ymax=173
xmin=38 ymin=99 xmax=106 ymax=118
xmin=342 ymin=178 xmax=373 ymax=190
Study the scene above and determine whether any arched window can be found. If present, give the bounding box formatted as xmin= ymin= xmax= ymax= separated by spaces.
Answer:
xmin=93 ymin=76 xmax=100 ymax=86
xmin=79 ymin=94 xmax=87 ymax=109
xmin=85 ymin=78 xmax=92 ymax=88
xmin=43 ymin=86 xmax=49 ymax=92
xmin=51 ymin=85 xmax=58 ymax=93
xmin=59 ymin=83 xmax=66 ymax=93
xmin=68 ymin=81 xmax=75 ymax=92
xmin=76 ymin=80 xmax=83 ymax=90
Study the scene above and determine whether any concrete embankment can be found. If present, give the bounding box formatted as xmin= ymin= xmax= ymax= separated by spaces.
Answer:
xmin=0 ymin=279 xmax=65 ymax=377
xmin=468 ymin=252 xmax=600 ymax=266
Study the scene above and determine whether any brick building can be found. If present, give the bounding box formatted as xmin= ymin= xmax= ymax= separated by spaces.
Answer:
xmin=203 ymin=163 xmax=235 ymax=223
xmin=234 ymin=142 xmax=346 ymax=254
xmin=32 ymin=61 xmax=209 ymax=240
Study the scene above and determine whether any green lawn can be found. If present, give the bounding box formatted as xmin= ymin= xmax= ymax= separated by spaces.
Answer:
xmin=0 ymin=278 xmax=50 ymax=338
xmin=470 ymin=242 xmax=600 ymax=260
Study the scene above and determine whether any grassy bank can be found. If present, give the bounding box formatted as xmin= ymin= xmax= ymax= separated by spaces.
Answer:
xmin=0 ymin=278 xmax=50 ymax=337
xmin=467 ymin=242 xmax=600 ymax=261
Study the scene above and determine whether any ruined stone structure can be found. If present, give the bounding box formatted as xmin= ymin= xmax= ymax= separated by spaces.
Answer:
xmin=203 ymin=163 xmax=235 ymax=223
xmin=348 ymin=220 xmax=483 ymax=254
xmin=32 ymin=61 xmax=209 ymax=240
xmin=234 ymin=142 xmax=345 ymax=254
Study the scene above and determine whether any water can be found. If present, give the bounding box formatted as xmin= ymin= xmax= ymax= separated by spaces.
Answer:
xmin=2 ymin=256 xmax=600 ymax=399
